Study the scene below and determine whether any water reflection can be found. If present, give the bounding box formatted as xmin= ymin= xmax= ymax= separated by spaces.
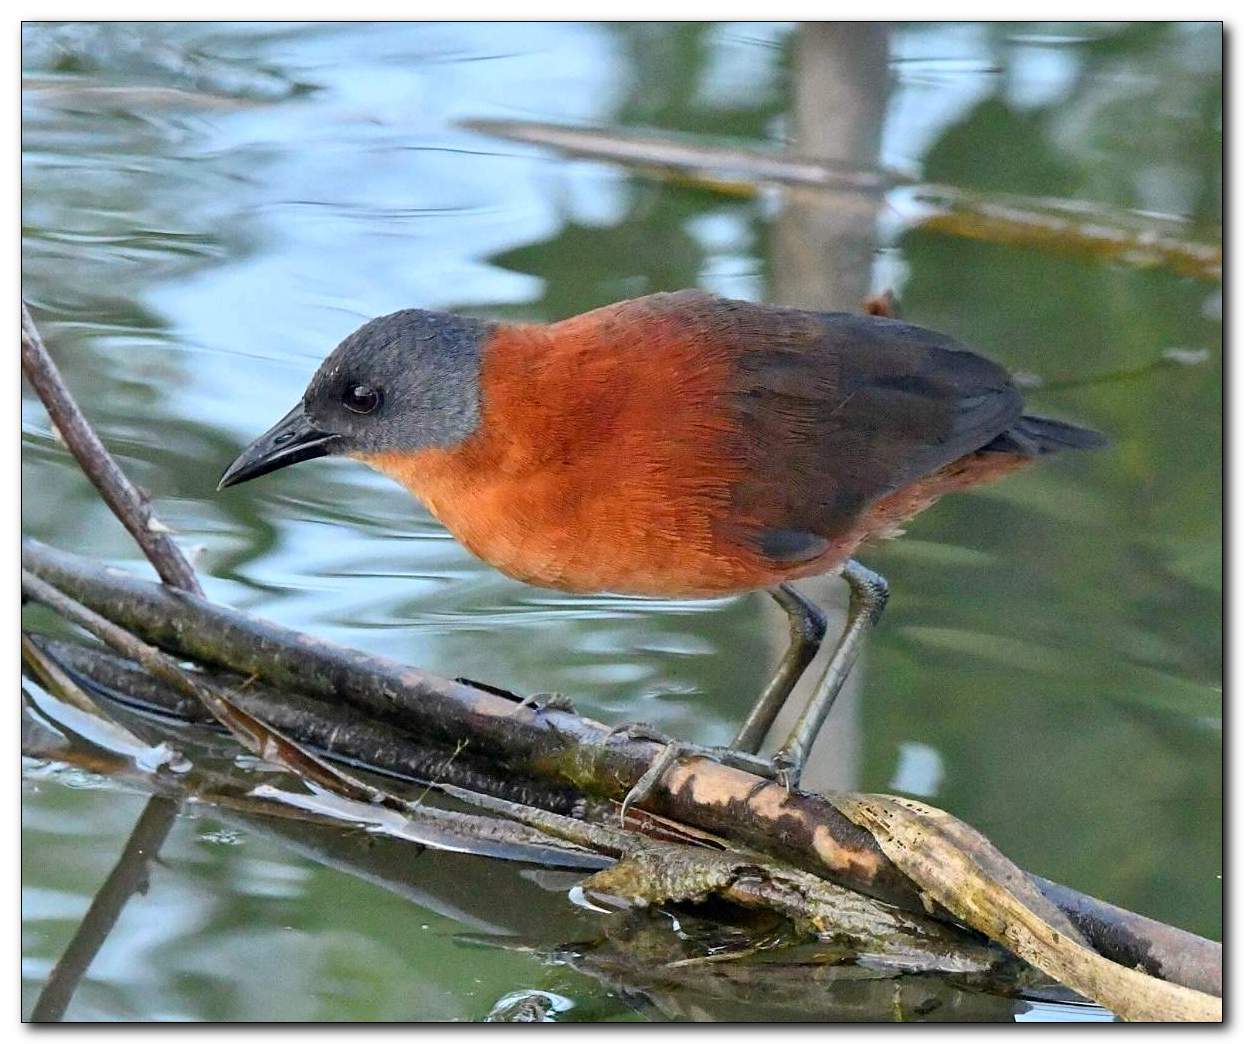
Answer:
xmin=22 ymin=20 xmax=1220 ymax=1021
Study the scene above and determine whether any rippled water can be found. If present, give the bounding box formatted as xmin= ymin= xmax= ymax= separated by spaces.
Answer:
xmin=22 ymin=21 xmax=1221 ymax=1021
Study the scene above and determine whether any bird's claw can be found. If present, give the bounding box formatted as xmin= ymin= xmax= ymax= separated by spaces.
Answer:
xmin=538 ymin=692 xmax=576 ymax=713
xmin=507 ymin=690 xmax=577 ymax=717
xmin=771 ymin=749 xmax=801 ymax=793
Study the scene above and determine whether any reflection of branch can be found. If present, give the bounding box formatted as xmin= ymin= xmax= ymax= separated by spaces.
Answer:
xmin=20 ymin=302 xmax=203 ymax=596
xmin=1012 ymin=347 xmax=1211 ymax=392
xmin=462 ymin=119 xmax=1221 ymax=283
xmin=461 ymin=117 xmax=894 ymax=193
xmin=912 ymin=192 xmax=1221 ymax=283
xmin=28 ymin=796 xmax=179 ymax=1022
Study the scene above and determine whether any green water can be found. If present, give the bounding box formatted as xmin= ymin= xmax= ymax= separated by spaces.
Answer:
xmin=22 ymin=21 xmax=1221 ymax=1022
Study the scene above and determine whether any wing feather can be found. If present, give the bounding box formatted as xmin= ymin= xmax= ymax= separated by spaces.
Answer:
xmin=722 ymin=304 xmax=1024 ymax=552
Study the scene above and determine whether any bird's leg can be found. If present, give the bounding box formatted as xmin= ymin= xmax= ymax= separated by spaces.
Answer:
xmin=609 ymin=563 xmax=886 ymax=817
xmin=731 ymin=583 xmax=828 ymax=755
xmin=769 ymin=560 xmax=888 ymax=790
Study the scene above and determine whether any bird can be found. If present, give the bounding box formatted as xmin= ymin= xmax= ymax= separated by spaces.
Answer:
xmin=219 ymin=289 xmax=1103 ymax=795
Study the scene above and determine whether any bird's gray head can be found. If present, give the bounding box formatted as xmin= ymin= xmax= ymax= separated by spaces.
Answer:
xmin=218 ymin=308 xmax=491 ymax=489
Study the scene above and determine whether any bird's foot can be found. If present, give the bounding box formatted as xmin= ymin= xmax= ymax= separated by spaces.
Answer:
xmin=507 ymin=690 xmax=577 ymax=717
xmin=602 ymin=721 xmax=780 ymax=822
xmin=535 ymin=691 xmax=577 ymax=713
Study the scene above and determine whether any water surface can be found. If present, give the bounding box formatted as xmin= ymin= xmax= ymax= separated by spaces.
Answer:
xmin=22 ymin=21 xmax=1221 ymax=1021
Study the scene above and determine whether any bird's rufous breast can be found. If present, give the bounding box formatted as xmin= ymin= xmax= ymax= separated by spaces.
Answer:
xmin=359 ymin=296 xmax=811 ymax=595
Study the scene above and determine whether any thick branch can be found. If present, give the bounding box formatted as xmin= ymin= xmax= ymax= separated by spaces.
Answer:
xmin=31 ymin=634 xmax=597 ymax=819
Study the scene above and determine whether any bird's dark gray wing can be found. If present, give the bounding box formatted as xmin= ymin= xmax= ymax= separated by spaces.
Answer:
xmin=723 ymin=308 xmax=1024 ymax=557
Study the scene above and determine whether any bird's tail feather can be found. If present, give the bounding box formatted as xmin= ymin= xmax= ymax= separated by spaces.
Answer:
xmin=983 ymin=415 xmax=1107 ymax=456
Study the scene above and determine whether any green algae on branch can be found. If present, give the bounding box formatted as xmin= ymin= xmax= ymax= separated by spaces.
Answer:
xmin=438 ymin=782 xmax=1009 ymax=976
xmin=580 ymin=845 xmax=1007 ymax=975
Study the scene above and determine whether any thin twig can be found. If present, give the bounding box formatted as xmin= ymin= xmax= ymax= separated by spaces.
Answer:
xmin=20 ymin=302 xmax=203 ymax=596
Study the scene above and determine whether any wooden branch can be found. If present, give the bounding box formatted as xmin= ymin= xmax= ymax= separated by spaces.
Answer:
xmin=832 ymin=794 xmax=1220 ymax=1021
xmin=31 ymin=634 xmax=599 ymax=819
xmin=21 ymin=536 xmax=1221 ymax=998
xmin=20 ymin=303 xmax=203 ymax=596
xmin=20 ymin=708 xmax=1028 ymax=990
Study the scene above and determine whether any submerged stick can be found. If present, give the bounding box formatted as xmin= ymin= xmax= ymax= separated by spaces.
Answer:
xmin=20 ymin=537 xmax=1221 ymax=998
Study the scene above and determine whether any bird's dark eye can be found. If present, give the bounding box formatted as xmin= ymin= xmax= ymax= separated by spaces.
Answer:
xmin=343 ymin=383 xmax=381 ymax=415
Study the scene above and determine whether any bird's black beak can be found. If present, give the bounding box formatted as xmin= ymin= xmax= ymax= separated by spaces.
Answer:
xmin=217 ymin=404 xmax=339 ymax=491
